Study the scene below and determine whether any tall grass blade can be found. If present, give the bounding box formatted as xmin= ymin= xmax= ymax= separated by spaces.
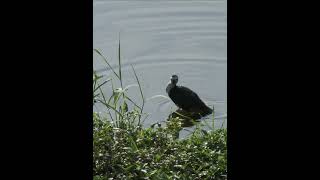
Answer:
xmin=94 ymin=78 xmax=111 ymax=92
xmin=124 ymin=84 xmax=138 ymax=91
xmin=94 ymin=49 xmax=120 ymax=80
xmin=131 ymin=64 xmax=144 ymax=124
xmin=124 ymin=95 xmax=142 ymax=112
xmin=202 ymin=119 xmax=213 ymax=131
xmin=221 ymin=119 xmax=225 ymax=129
xmin=212 ymin=106 xmax=215 ymax=130
xmin=98 ymin=100 xmax=123 ymax=119
xmin=98 ymin=85 xmax=107 ymax=104
xmin=118 ymin=33 xmax=123 ymax=88
xmin=146 ymin=95 xmax=171 ymax=101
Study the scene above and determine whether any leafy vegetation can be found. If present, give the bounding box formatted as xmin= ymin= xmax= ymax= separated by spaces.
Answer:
xmin=93 ymin=42 xmax=227 ymax=179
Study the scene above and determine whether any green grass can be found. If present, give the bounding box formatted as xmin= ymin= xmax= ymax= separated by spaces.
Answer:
xmin=93 ymin=40 xmax=227 ymax=179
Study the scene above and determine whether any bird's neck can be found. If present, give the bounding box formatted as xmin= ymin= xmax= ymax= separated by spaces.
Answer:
xmin=166 ymin=82 xmax=176 ymax=94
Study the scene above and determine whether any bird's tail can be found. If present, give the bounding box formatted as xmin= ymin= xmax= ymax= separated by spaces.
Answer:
xmin=200 ymin=104 xmax=213 ymax=116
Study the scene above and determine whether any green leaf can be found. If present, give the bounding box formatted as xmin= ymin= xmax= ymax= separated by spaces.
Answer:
xmin=122 ymin=101 xmax=128 ymax=113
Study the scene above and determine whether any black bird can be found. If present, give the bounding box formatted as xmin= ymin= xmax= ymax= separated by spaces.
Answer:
xmin=166 ymin=75 xmax=213 ymax=117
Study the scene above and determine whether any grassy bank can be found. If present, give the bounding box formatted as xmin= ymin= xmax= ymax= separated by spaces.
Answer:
xmin=93 ymin=46 xmax=227 ymax=179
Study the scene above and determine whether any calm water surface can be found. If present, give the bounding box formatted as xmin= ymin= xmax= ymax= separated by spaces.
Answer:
xmin=93 ymin=1 xmax=227 ymax=136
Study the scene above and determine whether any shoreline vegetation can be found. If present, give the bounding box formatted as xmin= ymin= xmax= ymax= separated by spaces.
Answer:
xmin=93 ymin=41 xmax=227 ymax=179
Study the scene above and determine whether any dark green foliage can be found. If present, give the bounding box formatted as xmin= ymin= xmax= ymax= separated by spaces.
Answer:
xmin=93 ymin=115 xmax=227 ymax=179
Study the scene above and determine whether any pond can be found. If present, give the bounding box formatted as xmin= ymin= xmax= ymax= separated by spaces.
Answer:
xmin=93 ymin=0 xmax=227 ymax=137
